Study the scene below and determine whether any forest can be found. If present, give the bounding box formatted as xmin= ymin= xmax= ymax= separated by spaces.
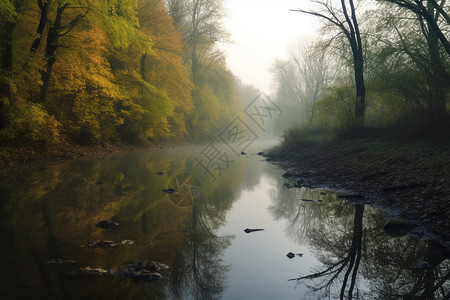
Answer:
xmin=271 ymin=0 xmax=449 ymax=140
xmin=0 ymin=0 xmax=249 ymax=148
xmin=0 ymin=0 xmax=449 ymax=152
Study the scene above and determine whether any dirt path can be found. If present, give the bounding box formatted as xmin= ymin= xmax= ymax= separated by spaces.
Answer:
xmin=267 ymin=139 xmax=450 ymax=250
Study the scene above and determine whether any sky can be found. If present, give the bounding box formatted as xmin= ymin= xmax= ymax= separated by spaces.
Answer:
xmin=220 ymin=0 xmax=320 ymax=94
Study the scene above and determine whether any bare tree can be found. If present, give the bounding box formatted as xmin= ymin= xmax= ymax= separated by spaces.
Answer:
xmin=291 ymin=0 xmax=366 ymax=127
xmin=380 ymin=0 xmax=450 ymax=57
xmin=272 ymin=41 xmax=331 ymax=126
xmin=289 ymin=41 xmax=332 ymax=126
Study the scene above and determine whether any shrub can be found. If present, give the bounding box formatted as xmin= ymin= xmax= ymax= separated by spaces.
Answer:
xmin=0 ymin=99 xmax=61 ymax=146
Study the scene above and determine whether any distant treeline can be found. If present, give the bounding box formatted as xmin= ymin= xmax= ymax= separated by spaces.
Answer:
xmin=0 ymin=0 xmax=244 ymax=147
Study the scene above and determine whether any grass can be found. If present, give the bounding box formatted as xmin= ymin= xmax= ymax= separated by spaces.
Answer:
xmin=275 ymin=123 xmax=449 ymax=164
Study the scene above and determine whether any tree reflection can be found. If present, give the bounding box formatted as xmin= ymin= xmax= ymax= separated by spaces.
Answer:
xmin=364 ymin=234 xmax=450 ymax=299
xmin=288 ymin=204 xmax=364 ymax=299
xmin=168 ymin=199 xmax=233 ymax=300
xmin=270 ymin=185 xmax=450 ymax=299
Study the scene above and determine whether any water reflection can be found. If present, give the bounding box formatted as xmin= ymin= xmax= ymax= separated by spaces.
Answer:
xmin=1 ymin=146 xmax=449 ymax=299
xmin=270 ymin=185 xmax=450 ymax=299
xmin=0 ymin=146 xmax=246 ymax=299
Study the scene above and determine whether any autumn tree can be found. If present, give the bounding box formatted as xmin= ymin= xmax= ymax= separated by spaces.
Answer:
xmin=30 ymin=0 xmax=50 ymax=53
xmin=0 ymin=0 xmax=21 ymax=106
xmin=137 ymin=0 xmax=194 ymax=139
xmin=0 ymin=0 xmax=241 ymax=146
xmin=36 ymin=0 xmax=152 ymax=104
xmin=292 ymin=0 xmax=366 ymax=127
xmin=44 ymin=24 xmax=125 ymax=144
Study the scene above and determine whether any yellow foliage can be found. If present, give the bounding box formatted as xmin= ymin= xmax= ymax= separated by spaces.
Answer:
xmin=137 ymin=0 xmax=194 ymax=138
xmin=46 ymin=24 xmax=124 ymax=143
xmin=0 ymin=99 xmax=61 ymax=144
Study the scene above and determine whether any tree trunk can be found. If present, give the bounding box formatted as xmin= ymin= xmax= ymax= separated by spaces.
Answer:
xmin=38 ymin=5 xmax=64 ymax=103
xmin=191 ymin=43 xmax=198 ymax=85
xmin=190 ymin=0 xmax=200 ymax=86
xmin=346 ymin=204 xmax=364 ymax=299
xmin=419 ymin=2 xmax=450 ymax=129
xmin=30 ymin=0 xmax=50 ymax=53
xmin=309 ymin=88 xmax=318 ymax=126
xmin=0 ymin=20 xmax=15 ymax=107
xmin=353 ymin=50 xmax=366 ymax=128
xmin=140 ymin=53 xmax=147 ymax=80
xmin=342 ymin=0 xmax=366 ymax=127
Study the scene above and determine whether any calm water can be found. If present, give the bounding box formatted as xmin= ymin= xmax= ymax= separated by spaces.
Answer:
xmin=0 ymin=144 xmax=449 ymax=299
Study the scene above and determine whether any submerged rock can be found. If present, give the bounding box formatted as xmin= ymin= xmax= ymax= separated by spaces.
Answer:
xmin=282 ymin=172 xmax=298 ymax=179
xmin=47 ymin=258 xmax=76 ymax=264
xmin=283 ymin=183 xmax=293 ymax=189
xmin=337 ymin=194 xmax=365 ymax=201
xmin=383 ymin=219 xmax=414 ymax=237
xmin=82 ymin=260 xmax=168 ymax=281
xmin=244 ymin=228 xmax=264 ymax=233
xmin=82 ymin=267 xmax=109 ymax=275
xmin=286 ymin=252 xmax=303 ymax=259
xmin=86 ymin=239 xmax=134 ymax=248
xmin=178 ymin=225 xmax=194 ymax=234
xmin=96 ymin=220 xmax=119 ymax=229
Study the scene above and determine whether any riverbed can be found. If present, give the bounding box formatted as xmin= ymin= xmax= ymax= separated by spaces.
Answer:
xmin=0 ymin=144 xmax=448 ymax=299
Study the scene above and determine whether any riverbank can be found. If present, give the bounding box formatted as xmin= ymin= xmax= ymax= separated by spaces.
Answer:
xmin=0 ymin=143 xmax=137 ymax=173
xmin=267 ymin=137 xmax=450 ymax=248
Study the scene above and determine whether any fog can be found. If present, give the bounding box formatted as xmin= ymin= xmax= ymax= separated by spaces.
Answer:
xmin=220 ymin=0 xmax=319 ymax=94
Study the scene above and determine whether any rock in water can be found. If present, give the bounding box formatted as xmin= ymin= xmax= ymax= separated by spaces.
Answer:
xmin=244 ymin=228 xmax=264 ymax=233
xmin=47 ymin=258 xmax=76 ymax=264
xmin=383 ymin=219 xmax=414 ymax=237
xmin=286 ymin=252 xmax=303 ymax=259
xmin=86 ymin=239 xmax=134 ymax=248
xmin=82 ymin=267 xmax=109 ymax=275
xmin=96 ymin=220 xmax=119 ymax=229
xmin=82 ymin=260 xmax=169 ymax=281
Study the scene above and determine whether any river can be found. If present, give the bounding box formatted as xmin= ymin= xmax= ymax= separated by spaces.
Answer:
xmin=0 ymin=143 xmax=449 ymax=299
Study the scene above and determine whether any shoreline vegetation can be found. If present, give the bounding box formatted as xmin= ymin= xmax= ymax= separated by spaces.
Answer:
xmin=267 ymin=127 xmax=450 ymax=250
xmin=0 ymin=143 xmax=149 ymax=172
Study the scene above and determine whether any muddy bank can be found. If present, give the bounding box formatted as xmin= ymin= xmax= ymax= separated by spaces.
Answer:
xmin=0 ymin=144 xmax=138 ymax=173
xmin=267 ymin=139 xmax=450 ymax=249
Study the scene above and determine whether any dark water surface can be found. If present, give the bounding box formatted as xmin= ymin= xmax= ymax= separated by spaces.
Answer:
xmin=0 ymin=144 xmax=449 ymax=299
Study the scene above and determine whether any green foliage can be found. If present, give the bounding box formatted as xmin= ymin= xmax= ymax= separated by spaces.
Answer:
xmin=116 ymin=70 xmax=175 ymax=144
xmin=0 ymin=0 xmax=17 ymax=22
xmin=94 ymin=0 xmax=153 ymax=52
xmin=315 ymin=83 xmax=356 ymax=128
xmin=187 ymin=52 xmax=241 ymax=141
xmin=0 ymin=99 xmax=61 ymax=145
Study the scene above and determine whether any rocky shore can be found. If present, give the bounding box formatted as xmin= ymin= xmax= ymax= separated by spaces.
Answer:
xmin=267 ymin=139 xmax=450 ymax=249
